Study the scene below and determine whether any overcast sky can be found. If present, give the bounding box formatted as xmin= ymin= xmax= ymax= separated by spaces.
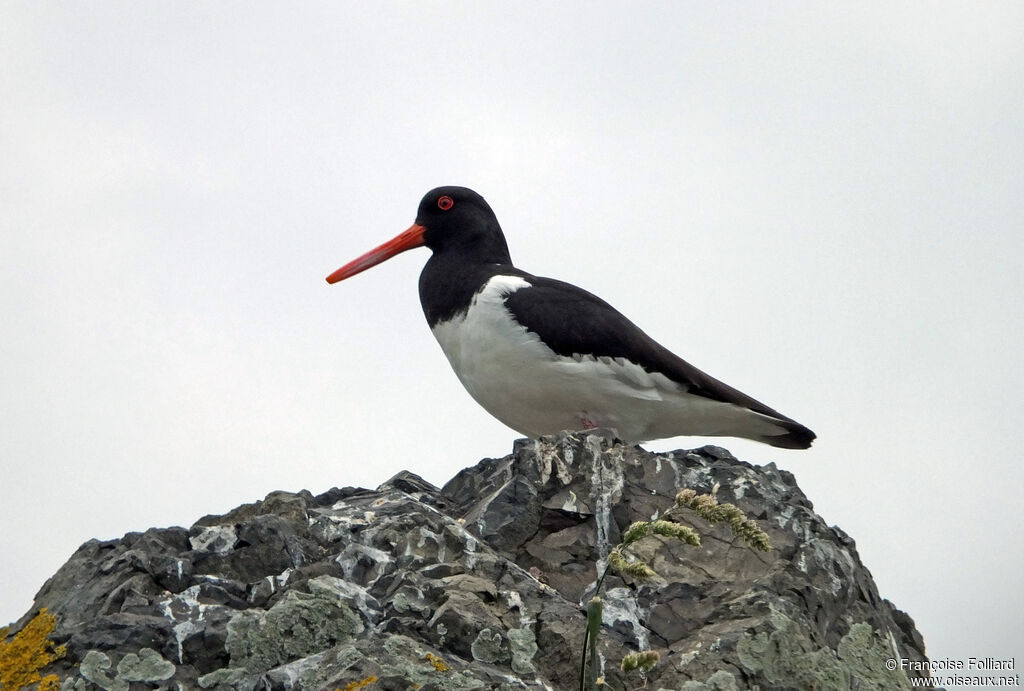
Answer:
xmin=2 ymin=1 xmax=1022 ymax=670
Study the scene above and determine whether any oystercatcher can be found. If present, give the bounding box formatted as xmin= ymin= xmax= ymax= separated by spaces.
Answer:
xmin=327 ymin=187 xmax=815 ymax=449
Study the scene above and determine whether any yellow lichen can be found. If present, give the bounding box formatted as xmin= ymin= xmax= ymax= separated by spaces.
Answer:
xmin=0 ymin=608 xmax=66 ymax=691
xmin=424 ymin=653 xmax=451 ymax=672
xmin=337 ymin=675 xmax=377 ymax=690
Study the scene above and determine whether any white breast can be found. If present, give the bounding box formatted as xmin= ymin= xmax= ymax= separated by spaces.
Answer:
xmin=430 ymin=275 xmax=780 ymax=442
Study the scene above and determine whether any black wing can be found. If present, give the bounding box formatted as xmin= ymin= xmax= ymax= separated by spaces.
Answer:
xmin=503 ymin=275 xmax=815 ymax=448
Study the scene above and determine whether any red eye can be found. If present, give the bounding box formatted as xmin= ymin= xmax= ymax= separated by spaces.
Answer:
xmin=437 ymin=195 xmax=454 ymax=211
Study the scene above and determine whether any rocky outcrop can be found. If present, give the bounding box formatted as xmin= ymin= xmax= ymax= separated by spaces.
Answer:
xmin=4 ymin=431 xmax=933 ymax=690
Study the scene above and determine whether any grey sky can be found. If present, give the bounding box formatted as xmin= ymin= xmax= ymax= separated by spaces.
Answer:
xmin=2 ymin=1 xmax=1022 ymax=667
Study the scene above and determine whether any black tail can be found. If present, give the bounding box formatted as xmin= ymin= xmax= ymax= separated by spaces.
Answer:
xmin=760 ymin=417 xmax=816 ymax=449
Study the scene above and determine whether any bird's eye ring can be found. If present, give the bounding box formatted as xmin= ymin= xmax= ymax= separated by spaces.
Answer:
xmin=437 ymin=196 xmax=454 ymax=211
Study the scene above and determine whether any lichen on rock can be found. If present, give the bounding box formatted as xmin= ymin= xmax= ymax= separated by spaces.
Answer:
xmin=0 ymin=608 xmax=65 ymax=691
xmin=737 ymin=609 xmax=911 ymax=690
xmin=223 ymin=583 xmax=364 ymax=673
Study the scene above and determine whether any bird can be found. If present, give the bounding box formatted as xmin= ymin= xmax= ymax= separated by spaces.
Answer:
xmin=326 ymin=186 xmax=815 ymax=449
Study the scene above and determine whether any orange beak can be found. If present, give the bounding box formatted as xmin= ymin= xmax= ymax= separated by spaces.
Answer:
xmin=326 ymin=223 xmax=427 ymax=284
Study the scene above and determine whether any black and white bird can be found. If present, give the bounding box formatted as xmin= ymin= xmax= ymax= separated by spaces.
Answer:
xmin=327 ymin=186 xmax=815 ymax=449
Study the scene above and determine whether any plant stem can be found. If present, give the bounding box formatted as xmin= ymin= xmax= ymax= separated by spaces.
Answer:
xmin=586 ymin=597 xmax=603 ymax=690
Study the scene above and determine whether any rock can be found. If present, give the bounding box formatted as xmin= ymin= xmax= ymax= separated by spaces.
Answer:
xmin=4 ymin=430 xmax=935 ymax=689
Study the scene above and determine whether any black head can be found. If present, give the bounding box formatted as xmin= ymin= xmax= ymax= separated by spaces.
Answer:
xmin=325 ymin=186 xmax=512 ymax=286
xmin=415 ymin=186 xmax=511 ymax=262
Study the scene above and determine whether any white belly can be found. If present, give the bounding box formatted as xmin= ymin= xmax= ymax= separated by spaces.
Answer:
xmin=429 ymin=276 xmax=781 ymax=443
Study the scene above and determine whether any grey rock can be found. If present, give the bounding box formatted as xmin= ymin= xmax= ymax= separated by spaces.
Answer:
xmin=7 ymin=430 xmax=936 ymax=689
